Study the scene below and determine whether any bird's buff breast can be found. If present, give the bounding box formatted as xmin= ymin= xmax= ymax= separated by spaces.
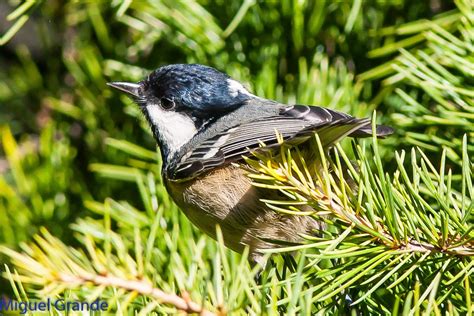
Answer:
xmin=165 ymin=164 xmax=320 ymax=255
xmin=165 ymin=165 xmax=258 ymax=253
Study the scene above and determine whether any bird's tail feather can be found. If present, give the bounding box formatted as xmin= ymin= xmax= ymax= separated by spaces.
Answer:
xmin=315 ymin=119 xmax=370 ymax=147
xmin=349 ymin=124 xmax=394 ymax=138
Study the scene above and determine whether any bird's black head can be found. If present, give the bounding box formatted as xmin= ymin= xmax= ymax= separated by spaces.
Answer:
xmin=108 ymin=64 xmax=253 ymax=160
xmin=144 ymin=64 xmax=251 ymax=114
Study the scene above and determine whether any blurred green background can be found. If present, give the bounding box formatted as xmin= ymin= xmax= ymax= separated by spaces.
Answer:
xmin=1 ymin=0 xmax=471 ymax=309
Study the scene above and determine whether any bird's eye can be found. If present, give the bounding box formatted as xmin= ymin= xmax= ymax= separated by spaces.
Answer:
xmin=160 ymin=98 xmax=175 ymax=110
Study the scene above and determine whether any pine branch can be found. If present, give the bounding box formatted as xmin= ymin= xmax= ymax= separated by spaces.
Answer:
xmin=0 ymin=226 xmax=227 ymax=315
xmin=245 ymin=129 xmax=473 ymax=313
xmin=57 ymin=273 xmax=217 ymax=316
xmin=328 ymin=197 xmax=473 ymax=256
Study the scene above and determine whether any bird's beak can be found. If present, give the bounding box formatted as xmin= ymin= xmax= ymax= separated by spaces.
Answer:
xmin=107 ymin=82 xmax=142 ymax=98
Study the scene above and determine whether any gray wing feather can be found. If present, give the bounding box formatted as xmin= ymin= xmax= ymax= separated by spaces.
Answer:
xmin=171 ymin=105 xmax=387 ymax=180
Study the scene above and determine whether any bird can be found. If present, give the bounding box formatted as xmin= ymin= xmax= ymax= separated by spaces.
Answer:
xmin=108 ymin=64 xmax=393 ymax=264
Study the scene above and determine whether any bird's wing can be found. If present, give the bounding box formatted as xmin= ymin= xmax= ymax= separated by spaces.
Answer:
xmin=170 ymin=105 xmax=386 ymax=181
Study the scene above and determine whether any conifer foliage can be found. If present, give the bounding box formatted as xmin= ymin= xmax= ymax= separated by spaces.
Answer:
xmin=0 ymin=0 xmax=472 ymax=314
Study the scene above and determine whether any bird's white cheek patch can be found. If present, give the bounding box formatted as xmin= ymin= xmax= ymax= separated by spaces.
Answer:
xmin=146 ymin=105 xmax=197 ymax=154
xmin=227 ymin=79 xmax=251 ymax=97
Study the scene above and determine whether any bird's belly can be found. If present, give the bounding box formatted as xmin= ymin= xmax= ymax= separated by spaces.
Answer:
xmin=165 ymin=165 xmax=320 ymax=254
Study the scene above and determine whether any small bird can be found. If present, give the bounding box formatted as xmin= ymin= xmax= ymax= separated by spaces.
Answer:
xmin=108 ymin=64 xmax=393 ymax=264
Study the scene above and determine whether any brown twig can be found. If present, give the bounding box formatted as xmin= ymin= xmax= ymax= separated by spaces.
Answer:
xmin=58 ymin=272 xmax=216 ymax=315
xmin=328 ymin=196 xmax=474 ymax=256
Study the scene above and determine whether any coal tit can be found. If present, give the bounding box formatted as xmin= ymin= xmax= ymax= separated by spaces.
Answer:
xmin=108 ymin=64 xmax=393 ymax=263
